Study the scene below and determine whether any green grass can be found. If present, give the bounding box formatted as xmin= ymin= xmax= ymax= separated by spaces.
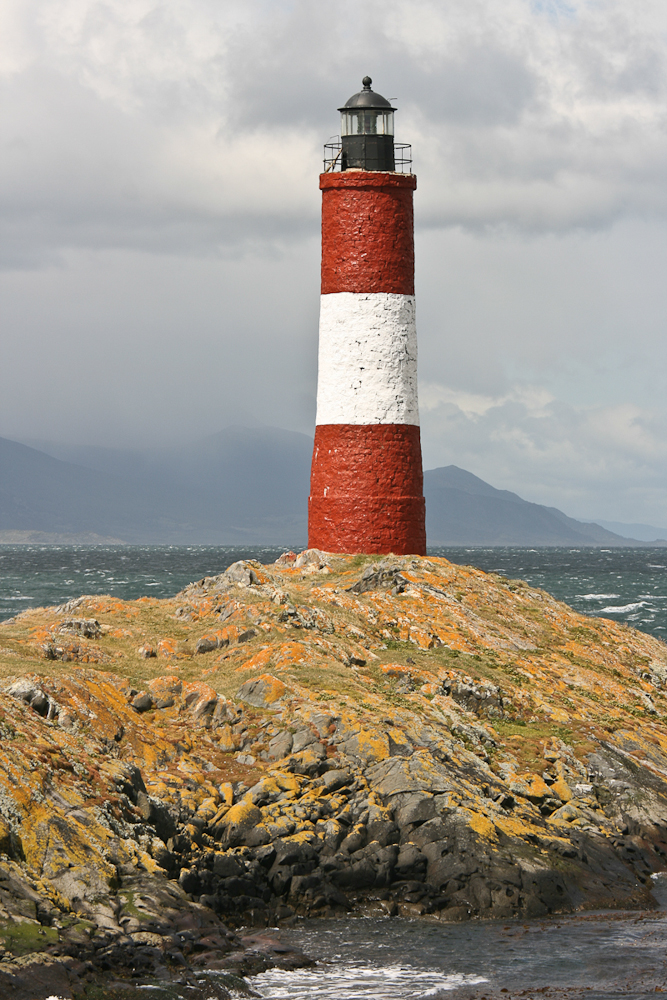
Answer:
xmin=0 ymin=920 xmax=59 ymax=956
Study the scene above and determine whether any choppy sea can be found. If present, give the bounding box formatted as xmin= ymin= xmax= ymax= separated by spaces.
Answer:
xmin=2 ymin=545 xmax=667 ymax=639
xmin=243 ymin=904 xmax=667 ymax=998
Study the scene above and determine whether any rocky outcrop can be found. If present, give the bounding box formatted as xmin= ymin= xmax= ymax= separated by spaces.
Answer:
xmin=1 ymin=552 xmax=667 ymax=994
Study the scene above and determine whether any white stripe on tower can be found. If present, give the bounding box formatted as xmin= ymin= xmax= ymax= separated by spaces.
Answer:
xmin=315 ymin=292 xmax=419 ymax=426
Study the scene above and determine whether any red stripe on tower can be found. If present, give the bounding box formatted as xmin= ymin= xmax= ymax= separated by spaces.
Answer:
xmin=308 ymin=78 xmax=426 ymax=555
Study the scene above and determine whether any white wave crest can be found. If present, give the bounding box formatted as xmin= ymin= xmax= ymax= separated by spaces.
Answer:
xmin=600 ymin=602 xmax=647 ymax=613
xmin=578 ymin=593 xmax=620 ymax=600
xmin=248 ymin=963 xmax=488 ymax=999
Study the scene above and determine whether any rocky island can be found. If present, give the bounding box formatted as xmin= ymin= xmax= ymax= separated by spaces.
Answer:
xmin=1 ymin=550 xmax=667 ymax=998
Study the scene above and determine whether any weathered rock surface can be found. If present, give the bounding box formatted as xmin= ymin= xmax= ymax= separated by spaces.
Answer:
xmin=1 ymin=552 xmax=667 ymax=994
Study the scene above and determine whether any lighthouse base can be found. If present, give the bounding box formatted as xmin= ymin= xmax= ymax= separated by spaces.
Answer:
xmin=308 ymin=423 xmax=426 ymax=555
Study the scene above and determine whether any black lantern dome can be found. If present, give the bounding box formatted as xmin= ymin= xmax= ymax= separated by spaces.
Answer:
xmin=338 ymin=77 xmax=395 ymax=172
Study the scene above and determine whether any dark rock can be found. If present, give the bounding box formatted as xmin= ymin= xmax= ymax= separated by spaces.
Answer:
xmin=409 ymin=817 xmax=449 ymax=849
xmin=291 ymin=729 xmax=317 ymax=753
xmin=126 ymin=763 xmax=147 ymax=795
xmin=442 ymin=675 xmax=504 ymax=718
xmin=58 ymin=617 xmax=101 ymax=638
xmin=213 ymin=855 xmax=245 ymax=879
xmin=0 ymin=954 xmax=75 ymax=1000
xmin=134 ymin=790 xmax=177 ymax=844
xmin=266 ymin=731 xmax=293 ymax=760
xmin=332 ymin=858 xmax=376 ymax=890
xmin=427 ymin=854 xmax=478 ymax=893
xmin=439 ymin=903 xmax=472 ymax=921
xmin=347 ymin=565 xmax=408 ymax=594
xmin=395 ymin=847 xmax=428 ymax=881
xmin=273 ymin=839 xmax=317 ymax=868
xmin=221 ymin=876 xmax=264 ymax=899
xmin=252 ymin=845 xmax=277 ymax=869
xmin=520 ymin=866 xmax=569 ymax=912
xmin=321 ymin=769 xmax=352 ymax=792
xmin=131 ymin=693 xmax=154 ymax=713
xmin=289 ymin=873 xmax=322 ymax=896
xmin=245 ymin=826 xmax=271 ymax=847
xmin=395 ymin=792 xmax=436 ymax=828
xmin=6 ymin=679 xmax=53 ymax=719
xmin=367 ymin=820 xmax=399 ymax=846
xmin=340 ymin=826 xmax=367 ymax=854
xmin=221 ymin=803 xmax=262 ymax=847
xmin=179 ymin=869 xmax=202 ymax=896
xmin=195 ymin=637 xmax=219 ymax=655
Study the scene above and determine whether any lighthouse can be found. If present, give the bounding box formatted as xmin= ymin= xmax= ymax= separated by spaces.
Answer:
xmin=308 ymin=78 xmax=426 ymax=556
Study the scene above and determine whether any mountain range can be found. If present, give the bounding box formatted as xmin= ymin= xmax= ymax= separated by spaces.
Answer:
xmin=1 ymin=429 xmax=664 ymax=547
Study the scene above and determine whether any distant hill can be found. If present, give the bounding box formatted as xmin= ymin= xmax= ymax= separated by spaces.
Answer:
xmin=423 ymin=466 xmax=653 ymax=547
xmin=2 ymin=434 xmax=660 ymax=547
xmin=0 ymin=437 xmax=167 ymax=542
xmin=596 ymin=520 xmax=667 ymax=543
xmin=1 ymin=428 xmax=312 ymax=545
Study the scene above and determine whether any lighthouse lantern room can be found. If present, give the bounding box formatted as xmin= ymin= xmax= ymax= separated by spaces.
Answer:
xmin=339 ymin=76 xmax=395 ymax=172
xmin=308 ymin=79 xmax=427 ymax=556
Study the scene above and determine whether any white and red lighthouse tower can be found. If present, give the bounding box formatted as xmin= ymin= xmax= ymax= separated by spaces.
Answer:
xmin=308 ymin=78 xmax=426 ymax=555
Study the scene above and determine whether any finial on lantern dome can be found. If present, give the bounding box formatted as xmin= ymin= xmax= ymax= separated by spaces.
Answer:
xmin=362 ymin=76 xmax=372 ymax=88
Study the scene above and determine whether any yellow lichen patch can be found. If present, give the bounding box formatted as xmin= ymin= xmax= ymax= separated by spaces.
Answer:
xmin=551 ymin=777 xmax=573 ymax=802
xmin=254 ymin=674 xmax=287 ymax=704
xmin=156 ymin=639 xmax=177 ymax=658
xmin=218 ymin=726 xmax=235 ymax=752
xmin=462 ymin=809 xmax=497 ymax=842
xmin=236 ymin=647 xmax=274 ymax=672
xmin=550 ymin=802 xmax=585 ymax=824
xmin=147 ymin=675 xmax=182 ymax=700
xmin=507 ymin=773 xmax=552 ymax=802
xmin=358 ymin=729 xmax=392 ymax=760
xmin=381 ymin=664 xmax=413 ymax=679
xmin=273 ymin=642 xmax=309 ymax=668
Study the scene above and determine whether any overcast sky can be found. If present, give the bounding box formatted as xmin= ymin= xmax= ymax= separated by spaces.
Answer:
xmin=2 ymin=0 xmax=667 ymax=525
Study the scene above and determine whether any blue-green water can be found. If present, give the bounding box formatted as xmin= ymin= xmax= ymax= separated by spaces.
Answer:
xmin=244 ymin=908 xmax=667 ymax=998
xmin=1 ymin=546 xmax=667 ymax=641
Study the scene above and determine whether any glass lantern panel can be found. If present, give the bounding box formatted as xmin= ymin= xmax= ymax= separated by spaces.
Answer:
xmin=379 ymin=111 xmax=395 ymax=135
xmin=340 ymin=109 xmax=394 ymax=136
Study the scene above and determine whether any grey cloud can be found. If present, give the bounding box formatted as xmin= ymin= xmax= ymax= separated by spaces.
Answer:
xmin=3 ymin=0 xmax=667 ymax=271
xmin=419 ymin=392 xmax=667 ymax=525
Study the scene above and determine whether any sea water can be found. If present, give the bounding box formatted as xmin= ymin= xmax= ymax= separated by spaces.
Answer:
xmin=240 ymin=909 xmax=667 ymax=998
xmin=2 ymin=545 xmax=667 ymax=639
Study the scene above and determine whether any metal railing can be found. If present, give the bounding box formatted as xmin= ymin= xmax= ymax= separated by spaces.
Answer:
xmin=323 ymin=138 xmax=412 ymax=173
